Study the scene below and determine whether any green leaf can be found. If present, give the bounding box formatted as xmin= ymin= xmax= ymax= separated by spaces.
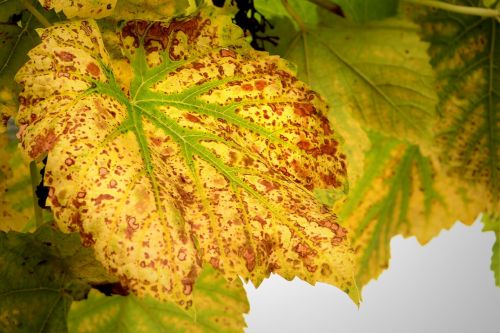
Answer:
xmin=68 ymin=267 xmax=248 ymax=333
xmin=340 ymin=133 xmax=486 ymax=288
xmin=257 ymin=0 xmax=437 ymax=156
xmin=0 ymin=224 xmax=114 ymax=333
xmin=483 ymin=213 xmax=500 ymax=285
xmin=15 ymin=7 xmax=358 ymax=305
xmin=331 ymin=0 xmax=399 ymax=23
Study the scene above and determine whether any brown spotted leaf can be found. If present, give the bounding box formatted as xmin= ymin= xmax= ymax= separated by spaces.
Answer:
xmin=15 ymin=8 xmax=357 ymax=305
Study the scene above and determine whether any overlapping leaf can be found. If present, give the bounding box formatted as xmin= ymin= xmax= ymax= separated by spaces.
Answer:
xmin=407 ymin=0 xmax=500 ymax=283
xmin=0 ymin=224 xmax=113 ymax=333
xmin=340 ymin=133 xmax=486 ymax=287
xmin=38 ymin=0 xmax=196 ymax=20
xmin=257 ymin=0 xmax=437 ymax=170
xmin=68 ymin=267 xmax=248 ymax=333
xmin=15 ymin=8 xmax=358 ymax=305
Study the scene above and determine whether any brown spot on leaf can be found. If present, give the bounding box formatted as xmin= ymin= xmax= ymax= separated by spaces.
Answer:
xmin=92 ymin=194 xmax=114 ymax=205
xmin=86 ymin=63 xmax=100 ymax=77
xmin=295 ymin=243 xmax=313 ymax=258
xmin=254 ymin=215 xmax=266 ymax=226
xmin=293 ymin=103 xmax=315 ymax=117
xmin=184 ymin=113 xmax=201 ymax=123
xmin=30 ymin=129 xmax=58 ymax=158
xmin=242 ymin=246 xmax=256 ymax=272
xmin=99 ymin=167 xmax=108 ymax=177
xmin=178 ymin=249 xmax=187 ymax=261
xmin=297 ymin=140 xmax=311 ymax=150
xmin=242 ymin=84 xmax=253 ymax=91
xmin=255 ymin=80 xmax=266 ymax=91
xmin=220 ymin=48 xmax=237 ymax=58
xmin=55 ymin=51 xmax=75 ymax=61
xmin=259 ymin=179 xmax=277 ymax=192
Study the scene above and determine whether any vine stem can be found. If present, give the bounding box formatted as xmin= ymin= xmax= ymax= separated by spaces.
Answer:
xmin=19 ymin=0 xmax=51 ymax=28
xmin=29 ymin=161 xmax=43 ymax=228
xmin=404 ymin=0 xmax=500 ymax=17
xmin=281 ymin=0 xmax=307 ymax=32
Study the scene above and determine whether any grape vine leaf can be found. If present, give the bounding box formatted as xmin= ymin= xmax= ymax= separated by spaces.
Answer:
xmin=15 ymin=7 xmax=358 ymax=305
xmin=38 ymin=0 xmax=196 ymax=20
xmin=68 ymin=267 xmax=248 ymax=333
xmin=0 ymin=131 xmax=35 ymax=232
xmin=257 ymin=0 xmax=437 ymax=158
xmin=406 ymin=0 xmax=500 ymax=284
xmin=340 ymin=132 xmax=486 ymax=287
xmin=331 ymin=0 xmax=399 ymax=23
xmin=0 ymin=224 xmax=114 ymax=333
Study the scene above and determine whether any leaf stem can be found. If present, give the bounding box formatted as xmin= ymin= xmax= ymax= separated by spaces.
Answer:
xmin=20 ymin=0 xmax=51 ymax=28
xmin=404 ymin=0 xmax=500 ymax=17
xmin=281 ymin=0 xmax=307 ymax=32
xmin=29 ymin=161 xmax=43 ymax=228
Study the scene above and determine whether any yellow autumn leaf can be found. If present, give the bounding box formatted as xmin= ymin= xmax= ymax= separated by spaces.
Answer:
xmin=15 ymin=7 xmax=358 ymax=305
xmin=38 ymin=0 xmax=197 ymax=20
xmin=38 ymin=0 xmax=117 ymax=18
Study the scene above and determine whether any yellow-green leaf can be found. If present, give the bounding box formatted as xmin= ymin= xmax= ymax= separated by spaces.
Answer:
xmin=406 ymin=0 xmax=500 ymax=282
xmin=68 ymin=267 xmax=248 ymax=333
xmin=341 ymin=133 xmax=486 ymax=288
xmin=15 ymin=8 xmax=358 ymax=305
